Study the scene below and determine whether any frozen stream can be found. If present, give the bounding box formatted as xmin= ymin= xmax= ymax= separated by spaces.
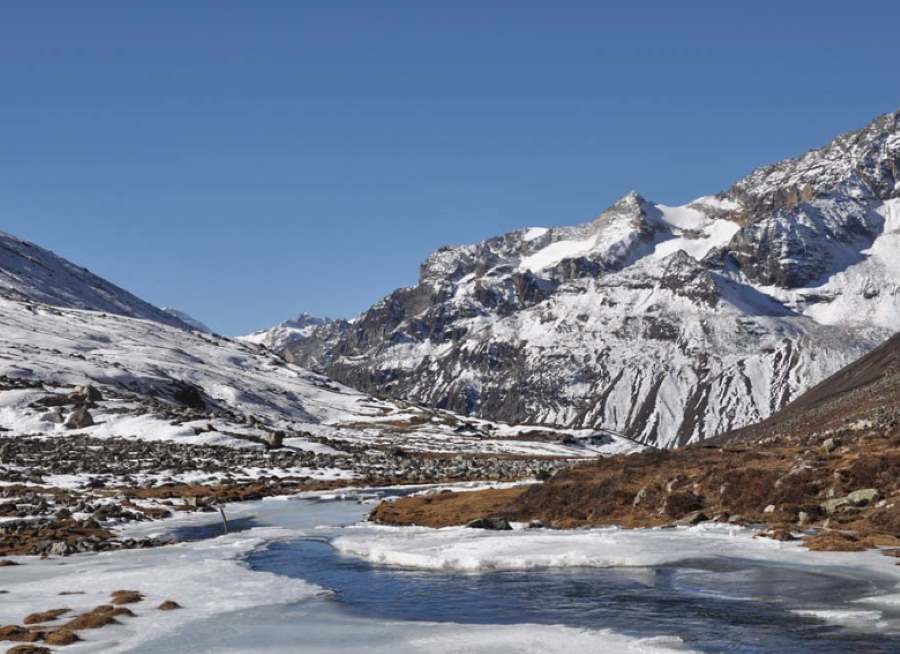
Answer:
xmin=5 ymin=487 xmax=899 ymax=653
xmin=130 ymin=489 xmax=900 ymax=653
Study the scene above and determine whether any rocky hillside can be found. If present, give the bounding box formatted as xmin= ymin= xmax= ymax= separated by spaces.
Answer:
xmin=265 ymin=109 xmax=899 ymax=447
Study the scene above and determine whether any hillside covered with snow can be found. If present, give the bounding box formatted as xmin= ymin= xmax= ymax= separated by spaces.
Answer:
xmin=0 ymin=292 xmax=629 ymax=465
xmin=0 ymin=230 xmax=188 ymax=329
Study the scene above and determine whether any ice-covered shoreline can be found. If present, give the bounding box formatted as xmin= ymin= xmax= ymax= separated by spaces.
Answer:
xmin=332 ymin=520 xmax=900 ymax=576
xmin=0 ymin=488 xmax=698 ymax=653
xmin=331 ymin=519 xmax=900 ymax=634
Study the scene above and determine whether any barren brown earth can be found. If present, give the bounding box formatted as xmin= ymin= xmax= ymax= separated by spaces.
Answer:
xmin=371 ymin=414 xmax=900 ymax=553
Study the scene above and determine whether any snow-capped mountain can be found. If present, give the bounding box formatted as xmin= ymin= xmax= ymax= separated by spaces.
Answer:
xmin=276 ymin=109 xmax=899 ymax=447
xmin=162 ymin=307 xmax=213 ymax=333
xmin=240 ymin=312 xmax=332 ymax=349
xmin=0 ymin=229 xmax=187 ymax=329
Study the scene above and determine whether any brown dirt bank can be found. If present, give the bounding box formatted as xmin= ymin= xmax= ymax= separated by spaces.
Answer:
xmin=371 ymin=422 xmax=900 ymax=553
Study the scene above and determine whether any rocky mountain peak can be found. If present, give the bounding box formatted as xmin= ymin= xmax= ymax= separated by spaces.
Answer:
xmin=727 ymin=109 xmax=899 ymax=222
xmin=270 ymin=109 xmax=898 ymax=447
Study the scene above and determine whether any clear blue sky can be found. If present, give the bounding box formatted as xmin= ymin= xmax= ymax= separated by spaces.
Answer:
xmin=1 ymin=2 xmax=897 ymax=335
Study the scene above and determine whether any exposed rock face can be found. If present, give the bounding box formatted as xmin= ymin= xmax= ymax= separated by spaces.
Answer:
xmin=265 ymin=110 xmax=899 ymax=447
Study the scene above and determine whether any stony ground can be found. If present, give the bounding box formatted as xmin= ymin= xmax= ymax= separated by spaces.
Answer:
xmin=0 ymin=432 xmax=572 ymax=558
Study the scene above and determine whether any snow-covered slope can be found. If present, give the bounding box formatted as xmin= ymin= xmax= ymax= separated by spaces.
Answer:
xmin=0 ymin=295 xmax=624 ymax=459
xmin=162 ymin=307 xmax=213 ymax=333
xmin=277 ymin=109 xmax=899 ymax=447
xmin=0 ymin=229 xmax=186 ymax=328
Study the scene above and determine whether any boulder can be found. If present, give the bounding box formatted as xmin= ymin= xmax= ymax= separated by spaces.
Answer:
xmin=822 ymin=488 xmax=880 ymax=514
xmin=847 ymin=488 xmax=879 ymax=506
xmin=673 ymin=511 xmax=708 ymax=527
xmin=48 ymin=541 xmax=74 ymax=557
xmin=466 ymin=517 xmax=512 ymax=531
xmin=42 ymin=408 xmax=64 ymax=424
xmin=64 ymin=407 xmax=93 ymax=430
xmin=821 ymin=496 xmax=850 ymax=514
xmin=822 ymin=437 xmax=841 ymax=453
xmin=260 ymin=431 xmax=284 ymax=450
xmin=73 ymin=384 xmax=103 ymax=405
